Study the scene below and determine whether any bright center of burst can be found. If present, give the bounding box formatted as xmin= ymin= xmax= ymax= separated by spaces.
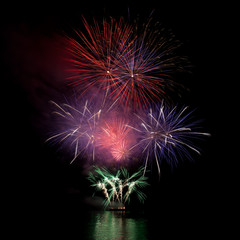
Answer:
xmin=149 ymin=131 xmax=173 ymax=145
xmin=130 ymin=72 xmax=138 ymax=78
xmin=150 ymin=131 xmax=162 ymax=138
xmin=90 ymin=135 xmax=95 ymax=143
xmin=150 ymin=131 xmax=169 ymax=140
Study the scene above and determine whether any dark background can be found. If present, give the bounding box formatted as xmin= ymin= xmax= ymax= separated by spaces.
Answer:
xmin=3 ymin=1 xmax=229 ymax=238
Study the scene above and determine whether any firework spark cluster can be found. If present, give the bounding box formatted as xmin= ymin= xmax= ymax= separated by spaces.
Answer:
xmin=46 ymin=15 xmax=210 ymax=206
xmin=88 ymin=166 xmax=148 ymax=208
xmin=46 ymin=99 xmax=209 ymax=171
xmin=66 ymin=16 xmax=187 ymax=108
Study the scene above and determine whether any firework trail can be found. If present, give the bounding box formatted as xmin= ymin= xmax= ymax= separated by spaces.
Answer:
xmin=66 ymin=16 xmax=134 ymax=105
xmin=96 ymin=118 xmax=134 ymax=162
xmin=127 ymin=102 xmax=210 ymax=176
xmin=112 ymin=17 xmax=188 ymax=108
xmin=45 ymin=98 xmax=136 ymax=164
xmin=88 ymin=166 xmax=148 ymax=208
xmin=45 ymin=99 xmax=104 ymax=163
xmin=45 ymin=14 xmax=210 ymax=186
xmin=66 ymin=16 xmax=188 ymax=109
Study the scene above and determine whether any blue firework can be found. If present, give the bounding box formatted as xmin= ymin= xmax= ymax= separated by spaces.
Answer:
xmin=127 ymin=102 xmax=210 ymax=175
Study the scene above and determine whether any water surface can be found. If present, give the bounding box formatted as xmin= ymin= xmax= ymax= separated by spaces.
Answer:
xmin=85 ymin=211 xmax=148 ymax=240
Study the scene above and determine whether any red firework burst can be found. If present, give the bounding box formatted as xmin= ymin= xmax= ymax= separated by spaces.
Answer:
xmin=66 ymin=16 xmax=134 ymax=96
xmin=97 ymin=118 xmax=133 ymax=162
xmin=66 ymin=17 xmax=188 ymax=109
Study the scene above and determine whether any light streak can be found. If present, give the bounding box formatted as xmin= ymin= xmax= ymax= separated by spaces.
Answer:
xmin=128 ymin=102 xmax=210 ymax=175
xmin=88 ymin=166 xmax=148 ymax=208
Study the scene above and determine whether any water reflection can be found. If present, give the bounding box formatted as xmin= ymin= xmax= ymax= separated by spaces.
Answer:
xmin=86 ymin=211 xmax=148 ymax=240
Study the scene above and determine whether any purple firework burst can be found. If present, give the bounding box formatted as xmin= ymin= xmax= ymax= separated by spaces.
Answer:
xmin=45 ymin=97 xmax=135 ymax=165
xmin=45 ymin=99 xmax=103 ymax=163
xmin=127 ymin=102 xmax=210 ymax=175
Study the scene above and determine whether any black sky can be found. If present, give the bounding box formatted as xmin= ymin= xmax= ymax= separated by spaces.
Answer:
xmin=3 ymin=1 xmax=228 ymax=236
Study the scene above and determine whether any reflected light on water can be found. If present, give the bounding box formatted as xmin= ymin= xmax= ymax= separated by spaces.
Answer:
xmin=86 ymin=211 xmax=148 ymax=240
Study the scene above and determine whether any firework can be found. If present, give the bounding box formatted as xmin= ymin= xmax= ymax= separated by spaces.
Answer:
xmin=96 ymin=118 xmax=134 ymax=162
xmin=66 ymin=16 xmax=188 ymax=109
xmin=66 ymin=16 xmax=134 ymax=105
xmin=45 ymin=98 xmax=136 ymax=164
xmin=88 ymin=166 xmax=148 ymax=208
xmin=127 ymin=102 xmax=210 ymax=175
xmin=45 ymin=99 xmax=103 ymax=163
xmin=111 ymin=17 xmax=188 ymax=108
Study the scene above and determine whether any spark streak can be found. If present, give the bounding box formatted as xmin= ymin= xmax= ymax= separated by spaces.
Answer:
xmin=97 ymin=119 xmax=133 ymax=162
xmin=46 ymin=100 xmax=102 ymax=163
xmin=128 ymin=102 xmax=210 ymax=175
xmin=66 ymin=16 xmax=188 ymax=109
xmin=88 ymin=166 xmax=148 ymax=208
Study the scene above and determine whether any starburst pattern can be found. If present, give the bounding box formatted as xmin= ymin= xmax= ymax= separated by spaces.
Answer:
xmin=97 ymin=119 xmax=133 ymax=161
xmin=88 ymin=166 xmax=148 ymax=208
xmin=45 ymin=100 xmax=103 ymax=163
xmin=66 ymin=16 xmax=188 ymax=109
xmin=127 ymin=102 xmax=210 ymax=175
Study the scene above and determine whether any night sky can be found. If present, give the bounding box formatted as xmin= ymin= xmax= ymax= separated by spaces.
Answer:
xmin=3 ymin=1 xmax=228 ymax=238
